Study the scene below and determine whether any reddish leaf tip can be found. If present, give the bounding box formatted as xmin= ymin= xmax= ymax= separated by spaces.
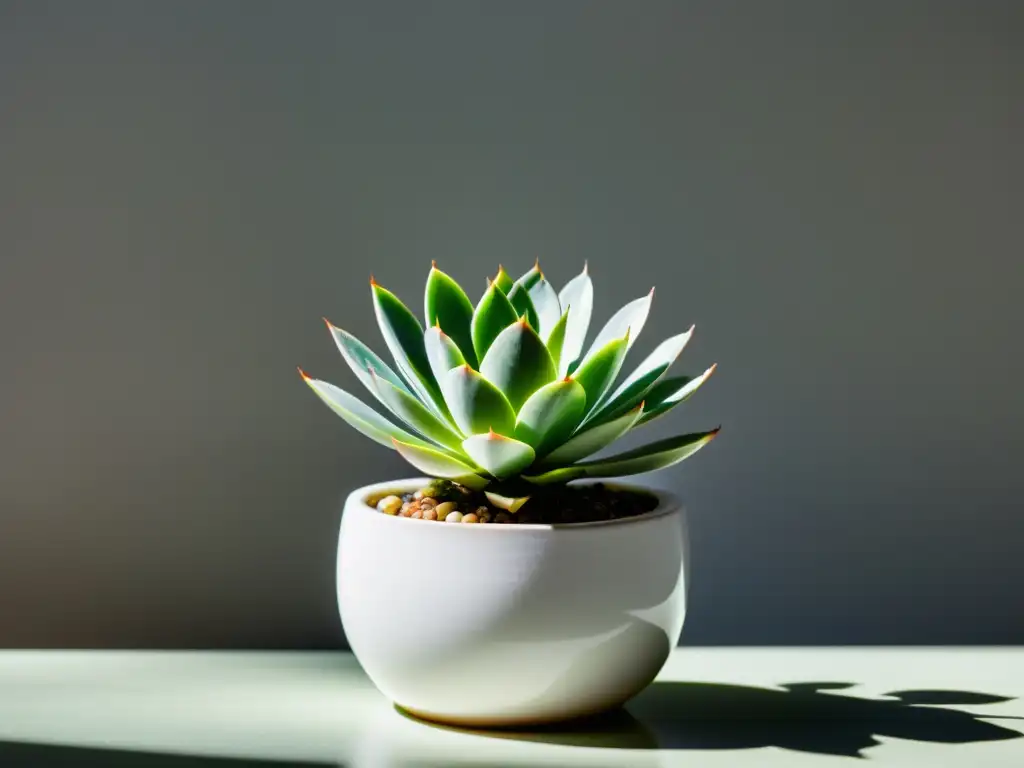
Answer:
xmin=369 ymin=274 xmax=377 ymax=286
xmin=297 ymin=366 xmax=311 ymax=380
xmin=649 ymin=286 xmax=656 ymax=298
xmin=322 ymin=316 xmax=335 ymax=329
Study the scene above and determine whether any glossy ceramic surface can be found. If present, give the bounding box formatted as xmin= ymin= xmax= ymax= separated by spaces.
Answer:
xmin=337 ymin=478 xmax=688 ymax=726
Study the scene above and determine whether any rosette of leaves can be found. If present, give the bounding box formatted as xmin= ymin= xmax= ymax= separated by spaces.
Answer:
xmin=300 ymin=260 xmax=718 ymax=507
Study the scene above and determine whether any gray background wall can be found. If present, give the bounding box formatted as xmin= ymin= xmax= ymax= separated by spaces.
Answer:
xmin=1 ymin=0 xmax=1021 ymax=648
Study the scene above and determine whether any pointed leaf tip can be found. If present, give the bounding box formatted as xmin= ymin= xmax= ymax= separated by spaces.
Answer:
xmin=297 ymin=366 xmax=310 ymax=380
xmin=649 ymin=286 xmax=656 ymax=297
xmin=583 ymin=259 xmax=589 ymax=273
xmin=431 ymin=259 xmax=438 ymax=269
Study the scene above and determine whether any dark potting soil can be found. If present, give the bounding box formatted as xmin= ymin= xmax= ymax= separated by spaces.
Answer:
xmin=513 ymin=483 xmax=660 ymax=524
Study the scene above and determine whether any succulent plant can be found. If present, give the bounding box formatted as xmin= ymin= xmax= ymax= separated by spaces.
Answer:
xmin=300 ymin=261 xmax=718 ymax=502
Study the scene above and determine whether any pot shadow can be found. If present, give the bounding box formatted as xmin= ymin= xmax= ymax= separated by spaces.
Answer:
xmin=400 ymin=680 xmax=1024 ymax=758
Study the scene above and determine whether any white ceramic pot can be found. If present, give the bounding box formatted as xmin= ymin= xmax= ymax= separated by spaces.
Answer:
xmin=337 ymin=477 xmax=689 ymax=727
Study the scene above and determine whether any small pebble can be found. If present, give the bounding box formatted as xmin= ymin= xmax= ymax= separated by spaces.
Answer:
xmin=444 ymin=510 xmax=464 ymax=523
xmin=422 ymin=508 xmax=438 ymax=521
xmin=494 ymin=512 xmax=512 ymax=524
xmin=413 ymin=490 xmax=425 ymax=500
xmin=419 ymin=497 xmax=436 ymax=509
xmin=410 ymin=509 xmax=423 ymax=519
xmin=435 ymin=501 xmax=457 ymax=517
xmin=462 ymin=513 xmax=479 ymax=524
xmin=376 ymin=495 xmax=402 ymax=516
xmin=477 ymin=511 xmax=492 ymax=524
xmin=399 ymin=502 xmax=416 ymax=517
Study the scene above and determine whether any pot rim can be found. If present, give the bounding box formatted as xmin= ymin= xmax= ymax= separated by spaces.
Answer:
xmin=345 ymin=477 xmax=683 ymax=531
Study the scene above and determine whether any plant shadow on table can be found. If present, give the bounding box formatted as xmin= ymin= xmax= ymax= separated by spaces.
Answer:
xmin=409 ymin=681 xmax=1024 ymax=759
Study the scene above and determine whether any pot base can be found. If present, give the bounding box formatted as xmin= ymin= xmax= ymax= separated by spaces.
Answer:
xmin=395 ymin=700 xmax=624 ymax=730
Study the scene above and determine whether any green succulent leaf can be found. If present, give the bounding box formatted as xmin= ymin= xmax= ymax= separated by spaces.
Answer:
xmin=424 ymin=325 xmax=466 ymax=386
xmin=493 ymin=265 xmax=515 ymax=294
xmin=583 ymin=288 xmax=653 ymax=363
xmin=369 ymin=370 xmax=464 ymax=451
xmin=544 ymin=309 xmax=570 ymax=376
xmin=517 ymin=261 xmax=543 ymax=291
xmin=461 ymin=432 xmax=536 ymax=479
xmin=299 ymin=371 xmax=434 ymax=451
xmin=527 ymin=277 xmax=562 ymax=340
xmin=442 ymin=365 xmax=517 ymax=437
xmin=471 ymin=280 xmax=519 ymax=362
xmin=372 ymin=281 xmax=447 ymax=416
xmin=483 ymin=491 xmax=531 ymax=513
xmin=391 ymin=438 xmax=490 ymax=489
xmin=540 ymin=401 xmax=645 ymax=465
xmin=587 ymin=327 xmax=694 ymax=425
xmin=424 ymin=264 xmax=478 ymax=368
xmin=523 ymin=428 xmax=720 ymax=485
xmin=514 ymin=378 xmax=586 ymax=454
xmin=506 ymin=282 xmax=539 ymax=332
xmin=637 ymin=364 xmax=717 ymax=425
xmin=557 ymin=264 xmax=594 ymax=376
xmin=325 ymin=322 xmax=413 ymax=406
xmin=571 ymin=332 xmax=630 ymax=414
xmin=479 ymin=319 xmax=558 ymax=412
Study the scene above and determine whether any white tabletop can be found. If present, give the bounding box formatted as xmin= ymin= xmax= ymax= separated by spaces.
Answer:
xmin=0 ymin=648 xmax=1021 ymax=767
